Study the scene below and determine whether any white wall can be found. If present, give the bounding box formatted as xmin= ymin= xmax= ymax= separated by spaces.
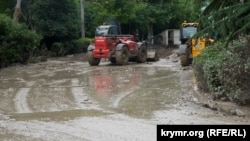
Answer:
xmin=173 ymin=30 xmax=181 ymax=45
xmin=159 ymin=30 xmax=168 ymax=45
xmin=159 ymin=29 xmax=180 ymax=46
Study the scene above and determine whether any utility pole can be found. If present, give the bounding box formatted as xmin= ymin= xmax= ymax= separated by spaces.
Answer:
xmin=80 ymin=0 xmax=85 ymax=38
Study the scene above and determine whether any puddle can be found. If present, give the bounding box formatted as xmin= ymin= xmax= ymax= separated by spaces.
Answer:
xmin=0 ymin=61 xmax=182 ymax=120
xmin=86 ymin=66 xmax=182 ymax=119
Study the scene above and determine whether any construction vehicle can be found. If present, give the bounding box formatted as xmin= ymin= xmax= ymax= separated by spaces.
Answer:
xmin=145 ymin=39 xmax=159 ymax=62
xmin=179 ymin=21 xmax=214 ymax=66
xmin=87 ymin=24 xmax=158 ymax=66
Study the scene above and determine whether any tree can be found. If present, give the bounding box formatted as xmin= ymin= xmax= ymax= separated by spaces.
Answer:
xmin=84 ymin=0 xmax=175 ymax=39
xmin=83 ymin=0 xmax=200 ymax=41
xmin=13 ymin=0 xmax=22 ymax=23
xmin=198 ymin=0 xmax=250 ymax=43
xmin=80 ymin=0 xmax=85 ymax=38
xmin=32 ymin=0 xmax=81 ymax=48
xmin=0 ymin=0 xmax=10 ymax=13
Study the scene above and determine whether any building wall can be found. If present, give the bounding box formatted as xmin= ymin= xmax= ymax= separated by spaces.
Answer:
xmin=159 ymin=29 xmax=180 ymax=46
xmin=173 ymin=30 xmax=181 ymax=45
xmin=159 ymin=30 xmax=168 ymax=45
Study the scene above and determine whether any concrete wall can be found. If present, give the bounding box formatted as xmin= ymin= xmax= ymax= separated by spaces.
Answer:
xmin=159 ymin=29 xmax=180 ymax=46
xmin=173 ymin=30 xmax=181 ymax=45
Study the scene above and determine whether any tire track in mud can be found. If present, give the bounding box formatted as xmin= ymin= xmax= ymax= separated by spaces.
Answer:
xmin=112 ymin=87 xmax=139 ymax=109
xmin=71 ymin=79 xmax=99 ymax=110
xmin=13 ymin=88 xmax=31 ymax=113
xmin=71 ymin=79 xmax=87 ymax=108
xmin=13 ymin=82 xmax=34 ymax=114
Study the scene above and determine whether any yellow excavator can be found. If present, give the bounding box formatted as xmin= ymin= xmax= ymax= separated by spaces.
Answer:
xmin=178 ymin=21 xmax=214 ymax=66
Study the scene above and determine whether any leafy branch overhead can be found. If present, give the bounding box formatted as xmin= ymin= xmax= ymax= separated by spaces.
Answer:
xmin=198 ymin=0 xmax=250 ymax=44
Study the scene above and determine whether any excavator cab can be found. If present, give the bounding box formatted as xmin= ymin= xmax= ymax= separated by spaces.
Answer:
xmin=179 ymin=21 xmax=213 ymax=66
xmin=180 ymin=21 xmax=199 ymax=44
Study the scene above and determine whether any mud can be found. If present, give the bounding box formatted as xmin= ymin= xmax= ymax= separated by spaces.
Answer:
xmin=0 ymin=48 xmax=250 ymax=141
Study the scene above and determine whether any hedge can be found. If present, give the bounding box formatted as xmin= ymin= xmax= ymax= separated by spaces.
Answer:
xmin=193 ymin=38 xmax=250 ymax=103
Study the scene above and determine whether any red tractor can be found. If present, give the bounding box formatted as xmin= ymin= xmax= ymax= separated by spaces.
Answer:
xmin=87 ymin=25 xmax=148 ymax=66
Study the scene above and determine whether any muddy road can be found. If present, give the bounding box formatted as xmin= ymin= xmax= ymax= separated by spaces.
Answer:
xmin=0 ymin=49 xmax=250 ymax=141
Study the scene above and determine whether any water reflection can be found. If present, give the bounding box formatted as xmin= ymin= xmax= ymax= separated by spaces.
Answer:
xmin=88 ymin=66 xmax=181 ymax=119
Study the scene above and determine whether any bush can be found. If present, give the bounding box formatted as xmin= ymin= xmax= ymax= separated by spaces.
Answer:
xmin=0 ymin=14 xmax=41 ymax=68
xmin=50 ymin=42 xmax=65 ymax=56
xmin=65 ymin=37 xmax=93 ymax=54
xmin=193 ymin=38 xmax=250 ymax=102
xmin=48 ymin=38 xmax=93 ymax=57
xmin=75 ymin=37 xmax=93 ymax=52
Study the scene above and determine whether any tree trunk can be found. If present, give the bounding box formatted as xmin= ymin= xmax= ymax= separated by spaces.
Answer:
xmin=13 ymin=0 xmax=22 ymax=23
xmin=80 ymin=0 xmax=85 ymax=38
xmin=147 ymin=24 xmax=153 ymax=44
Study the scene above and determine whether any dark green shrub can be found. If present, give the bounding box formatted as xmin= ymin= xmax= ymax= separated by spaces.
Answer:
xmin=193 ymin=42 xmax=222 ymax=92
xmin=75 ymin=38 xmax=93 ymax=53
xmin=0 ymin=14 xmax=41 ymax=68
xmin=193 ymin=39 xmax=250 ymax=102
xmin=51 ymin=42 xmax=65 ymax=56
xmin=48 ymin=38 xmax=93 ymax=56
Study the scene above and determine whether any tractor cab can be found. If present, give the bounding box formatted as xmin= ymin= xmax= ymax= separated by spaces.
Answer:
xmin=95 ymin=25 xmax=120 ymax=36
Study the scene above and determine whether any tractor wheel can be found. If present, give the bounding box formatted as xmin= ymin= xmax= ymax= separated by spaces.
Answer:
xmin=153 ymin=50 xmax=159 ymax=61
xmin=110 ymin=57 xmax=116 ymax=64
xmin=87 ymin=51 xmax=100 ymax=66
xmin=137 ymin=45 xmax=147 ymax=63
xmin=129 ymin=57 xmax=137 ymax=62
xmin=115 ymin=45 xmax=129 ymax=65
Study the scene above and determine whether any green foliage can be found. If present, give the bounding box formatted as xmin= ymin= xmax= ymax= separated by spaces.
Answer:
xmin=198 ymin=1 xmax=250 ymax=44
xmin=50 ymin=42 xmax=65 ymax=56
xmin=192 ymin=1 xmax=250 ymax=104
xmin=0 ymin=14 xmax=41 ymax=68
xmin=0 ymin=0 xmax=8 ymax=13
xmin=0 ymin=0 xmax=15 ymax=14
xmin=32 ymin=0 xmax=80 ymax=46
xmin=75 ymin=37 xmax=93 ymax=52
xmin=48 ymin=38 xmax=93 ymax=56
xmin=84 ymin=0 xmax=196 ymax=37
xmin=193 ymin=39 xmax=250 ymax=102
xmin=2 ymin=0 xmax=201 ymax=57
xmin=84 ymin=2 xmax=106 ymax=37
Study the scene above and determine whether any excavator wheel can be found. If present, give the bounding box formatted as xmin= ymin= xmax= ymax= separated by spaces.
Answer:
xmin=180 ymin=48 xmax=191 ymax=66
xmin=180 ymin=54 xmax=189 ymax=66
